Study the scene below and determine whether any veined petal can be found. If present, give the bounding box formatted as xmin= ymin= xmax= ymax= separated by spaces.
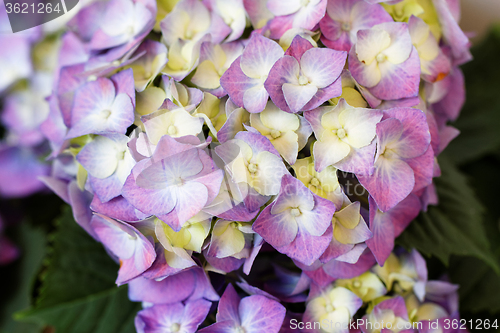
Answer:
xmin=282 ymin=83 xmax=318 ymax=113
xmin=260 ymin=102 xmax=300 ymax=132
xmin=240 ymin=34 xmax=284 ymax=79
xmin=239 ymin=295 xmax=286 ymax=333
xmin=209 ymin=219 xmax=246 ymax=258
xmin=377 ymin=22 xmax=413 ymax=65
xmin=313 ymin=135 xmax=351 ymax=170
xmin=252 ymin=205 xmax=299 ymax=248
xmin=339 ymin=104 xmax=383 ymax=148
xmin=358 ymin=156 xmax=415 ymax=212
xmin=300 ymin=48 xmax=346 ymax=89
xmin=267 ymin=0 xmax=302 ymax=16
xmin=348 ymin=49 xmax=382 ymax=88
xmin=243 ymin=85 xmax=269 ymax=113
xmin=271 ymin=131 xmax=299 ymax=164
xmin=355 ymin=28 xmax=391 ymax=65
xmin=192 ymin=60 xmax=222 ymax=89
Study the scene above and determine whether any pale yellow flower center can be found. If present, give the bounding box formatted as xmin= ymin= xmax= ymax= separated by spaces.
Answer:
xmin=298 ymin=75 xmax=309 ymax=85
xmin=271 ymin=129 xmax=282 ymax=139
xmin=376 ymin=53 xmax=387 ymax=63
xmin=168 ymin=125 xmax=178 ymax=135
xmin=100 ymin=110 xmax=112 ymax=119
xmin=337 ymin=128 xmax=346 ymax=139
xmin=310 ymin=177 xmax=320 ymax=187
xmin=170 ymin=323 xmax=180 ymax=332
xmin=248 ymin=163 xmax=258 ymax=174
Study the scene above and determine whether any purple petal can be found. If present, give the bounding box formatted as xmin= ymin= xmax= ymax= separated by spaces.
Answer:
xmin=0 ymin=146 xmax=49 ymax=198
xmin=387 ymin=193 xmax=421 ymax=238
xmin=322 ymin=247 xmax=377 ymax=279
xmin=128 ymin=269 xmax=197 ymax=304
xmin=300 ymin=48 xmax=346 ymax=88
xmin=198 ymin=321 xmax=238 ymax=333
xmin=142 ymin=245 xmax=196 ymax=280
xmin=90 ymin=195 xmax=148 ymax=222
xmin=90 ymin=214 xmax=156 ymax=284
xmin=285 ymin=35 xmax=315 ymax=62
xmin=375 ymin=296 xmax=409 ymax=321
xmin=277 ymin=224 xmax=333 ymax=266
xmin=186 ymin=266 xmax=220 ymax=302
xmin=68 ymin=181 xmax=97 ymax=240
xmin=365 ymin=196 xmax=395 ymax=265
xmin=220 ymin=57 xmax=259 ymax=110
xmin=206 ymin=201 xmax=260 ymax=222
xmin=406 ymin=147 xmax=434 ymax=192
xmin=371 ymin=47 xmax=421 ymax=100
xmin=239 ymin=295 xmax=286 ymax=333
xmin=384 ymin=107 xmax=431 ymax=159
xmin=333 ymin=141 xmax=377 ymax=176
xmin=204 ymin=249 xmax=245 ymax=273
xmin=111 ymin=68 xmax=136 ymax=106
xmin=235 ymin=130 xmax=281 ymax=157
xmin=357 ymin=155 xmax=415 ymax=213
xmin=301 ymin=265 xmax=336 ymax=288
xmin=243 ymin=235 xmax=264 ymax=275
xmin=135 ymin=303 xmax=184 ymax=333
xmin=217 ymin=284 xmax=242 ymax=324
xmin=252 ymin=205 xmax=298 ymax=248
xmin=240 ymin=33 xmax=284 ymax=79
xmin=89 ymin=174 xmax=124 ymax=203
xmin=39 ymin=176 xmax=69 ymax=204
xmin=432 ymin=67 xmax=465 ymax=121
xmin=433 ymin=0 xmax=471 ymax=65
xmin=265 ymin=55 xmax=300 ymax=113
xmin=243 ymin=85 xmax=270 ymax=114
xmin=182 ymin=299 xmax=213 ymax=332
xmin=67 ymin=77 xmax=134 ymax=138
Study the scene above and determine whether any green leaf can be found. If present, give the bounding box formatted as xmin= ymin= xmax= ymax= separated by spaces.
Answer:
xmin=448 ymin=156 xmax=500 ymax=314
xmin=449 ymin=252 xmax=500 ymax=314
xmin=15 ymin=206 xmax=141 ymax=333
xmin=397 ymin=157 xmax=499 ymax=273
xmin=0 ymin=222 xmax=47 ymax=333
xmin=445 ymin=25 xmax=500 ymax=165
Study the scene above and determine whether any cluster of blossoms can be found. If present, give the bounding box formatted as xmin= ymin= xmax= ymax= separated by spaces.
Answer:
xmin=0 ymin=0 xmax=471 ymax=331
xmin=0 ymin=2 xmax=77 ymax=263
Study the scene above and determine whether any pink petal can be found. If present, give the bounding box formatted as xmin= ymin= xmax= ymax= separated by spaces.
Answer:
xmin=217 ymin=284 xmax=242 ymax=323
xmin=252 ymin=205 xmax=299 ymax=248
xmin=300 ymin=48 xmax=347 ymax=88
xmin=277 ymin=225 xmax=333 ymax=266
xmin=384 ymin=107 xmax=431 ymax=159
xmin=357 ymin=156 xmax=415 ymax=212
xmin=367 ymin=47 xmax=421 ymax=100
xmin=220 ymin=57 xmax=259 ymax=109
xmin=239 ymin=295 xmax=286 ymax=333
xmin=282 ymin=83 xmax=318 ymax=113
xmin=240 ymin=34 xmax=284 ymax=79
xmin=265 ymin=55 xmax=300 ymax=113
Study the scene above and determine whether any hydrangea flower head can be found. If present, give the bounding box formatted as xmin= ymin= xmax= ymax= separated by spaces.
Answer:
xmin=303 ymin=285 xmax=363 ymax=333
xmin=349 ymin=22 xmax=420 ymax=101
xmin=265 ymin=35 xmax=346 ymax=113
xmin=7 ymin=0 xmax=474 ymax=328
xmin=122 ymin=135 xmax=223 ymax=231
xmin=305 ymin=98 xmax=383 ymax=174
xmin=199 ymin=284 xmax=286 ymax=333
xmin=253 ymin=174 xmax=335 ymax=265
xmin=220 ymin=33 xmax=284 ymax=113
